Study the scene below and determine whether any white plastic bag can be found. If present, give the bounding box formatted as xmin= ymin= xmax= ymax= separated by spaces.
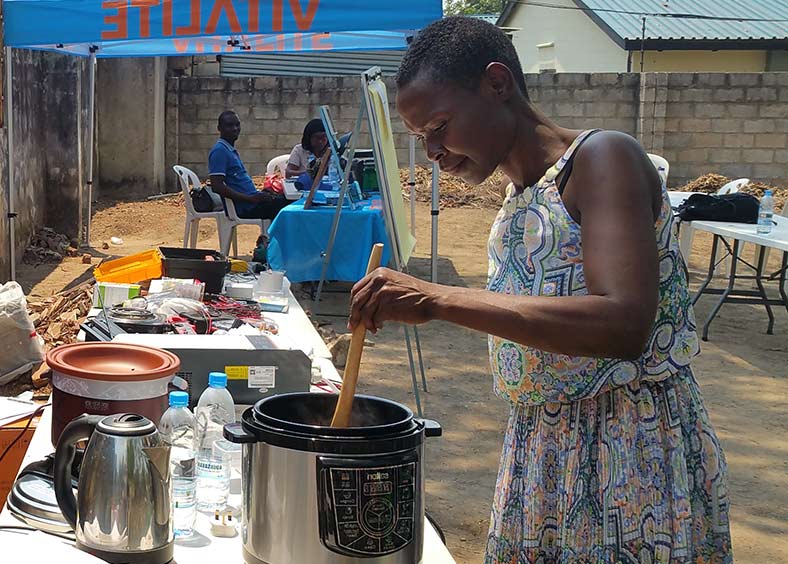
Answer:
xmin=0 ymin=281 xmax=44 ymax=385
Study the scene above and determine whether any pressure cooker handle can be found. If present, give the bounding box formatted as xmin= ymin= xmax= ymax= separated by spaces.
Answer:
xmin=53 ymin=414 xmax=103 ymax=529
xmin=418 ymin=418 xmax=442 ymax=438
xmin=224 ymin=422 xmax=256 ymax=443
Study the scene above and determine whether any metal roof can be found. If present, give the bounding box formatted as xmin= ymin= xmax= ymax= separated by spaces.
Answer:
xmin=499 ymin=0 xmax=788 ymax=49
xmin=221 ymin=51 xmax=403 ymax=77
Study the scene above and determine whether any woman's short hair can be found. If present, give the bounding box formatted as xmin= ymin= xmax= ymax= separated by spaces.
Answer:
xmin=396 ymin=16 xmax=528 ymax=99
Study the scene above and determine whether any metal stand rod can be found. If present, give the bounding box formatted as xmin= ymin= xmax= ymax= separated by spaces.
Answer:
xmin=84 ymin=50 xmax=97 ymax=246
xmin=781 ymin=252 xmax=788 ymax=315
xmin=702 ymin=239 xmax=739 ymax=341
xmin=313 ymin=104 xmax=365 ymax=306
xmin=753 ymin=245 xmax=775 ymax=335
xmin=408 ymin=135 xmax=416 ymax=238
xmin=692 ymin=234 xmax=720 ymax=306
xmin=403 ymin=325 xmax=423 ymax=417
xmin=412 ymin=325 xmax=428 ymax=392
xmin=5 ymin=47 xmax=16 ymax=281
xmin=430 ymin=161 xmax=439 ymax=283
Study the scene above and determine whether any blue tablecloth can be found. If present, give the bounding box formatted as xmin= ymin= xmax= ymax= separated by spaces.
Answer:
xmin=267 ymin=199 xmax=391 ymax=283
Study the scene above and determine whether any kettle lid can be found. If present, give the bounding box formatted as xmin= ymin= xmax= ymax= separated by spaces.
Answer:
xmin=97 ymin=413 xmax=156 ymax=436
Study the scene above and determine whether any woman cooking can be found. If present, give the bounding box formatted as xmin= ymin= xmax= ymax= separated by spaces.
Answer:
xmin=349 ymin=17 xmax=732 ymax=564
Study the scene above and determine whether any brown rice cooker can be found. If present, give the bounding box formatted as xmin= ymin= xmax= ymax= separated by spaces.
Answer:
xmin=47 ymin=342 xmax=180 ymax=445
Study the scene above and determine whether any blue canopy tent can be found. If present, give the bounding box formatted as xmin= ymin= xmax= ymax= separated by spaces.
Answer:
xmin=2 ymin=0 xmax=441 ymax=278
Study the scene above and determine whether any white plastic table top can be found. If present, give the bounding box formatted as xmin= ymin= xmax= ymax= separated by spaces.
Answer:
xmin=0 ymin=408 xmax=456 ymax=564
xmin=689 ymin=215 xmax=788 ymax=253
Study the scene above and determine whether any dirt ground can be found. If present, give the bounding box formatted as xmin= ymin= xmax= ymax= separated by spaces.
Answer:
xmin=16 ymin=195 xmax=788 ymax=564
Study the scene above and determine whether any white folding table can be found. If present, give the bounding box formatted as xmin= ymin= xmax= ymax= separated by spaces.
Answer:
xmin=689 ymin=215 xmax=788 ymax=340
xmin=0 ymin=408 xmax=456 ymax=563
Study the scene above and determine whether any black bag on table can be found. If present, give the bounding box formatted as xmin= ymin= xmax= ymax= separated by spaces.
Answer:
xmin=677 ymin=192 xmax=759 ymax=224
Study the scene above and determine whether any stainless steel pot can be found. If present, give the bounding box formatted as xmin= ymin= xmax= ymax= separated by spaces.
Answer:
xmin=225 ymin=393 xmax=441 ymax=564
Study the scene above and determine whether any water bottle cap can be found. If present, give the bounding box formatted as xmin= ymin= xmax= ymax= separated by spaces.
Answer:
xmin=169 ymin=391 xmax=189 ymax=407
xmin=765 ymin=190 xmax=772 ymax=196
xmin=208 ymin=372 xmax=228 ymax=388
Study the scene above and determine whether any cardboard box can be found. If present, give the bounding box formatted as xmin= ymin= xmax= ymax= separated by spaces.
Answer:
xmin=0 ymin=417 xmax=38 ymax=508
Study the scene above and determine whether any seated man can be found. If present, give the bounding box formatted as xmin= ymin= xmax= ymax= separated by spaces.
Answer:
xmin=209 ymin=110 xmax=289 ymax=220
xmin=285 ymin=118 xmax=328 ymax=177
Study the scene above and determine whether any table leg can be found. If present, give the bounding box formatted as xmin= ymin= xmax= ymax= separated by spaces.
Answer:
xmin=693 ymin=234 xmax=720 ymax=306
xmin=780 ymin=252 xmax=788 ymax=316
xmin=702 ymin=239 xmax=739 ymax=341
xmin=753 ymin=244 xmax=775 ymax=335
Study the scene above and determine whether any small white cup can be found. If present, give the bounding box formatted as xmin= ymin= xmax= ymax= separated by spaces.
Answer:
xmin=257 ymin=270 xmax=285 ymax=293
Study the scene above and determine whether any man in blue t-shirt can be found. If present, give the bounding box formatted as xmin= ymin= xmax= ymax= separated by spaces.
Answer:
xmin=208 ymin=111 xmax=288 ymax=220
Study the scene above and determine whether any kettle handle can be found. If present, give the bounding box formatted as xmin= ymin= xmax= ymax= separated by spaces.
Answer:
xmin=53 ymin=414 xmax=103 ymax=529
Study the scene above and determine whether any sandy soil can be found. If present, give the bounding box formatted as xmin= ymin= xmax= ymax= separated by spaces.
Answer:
xmin=16 ymin=195 xmax=788 ymax=564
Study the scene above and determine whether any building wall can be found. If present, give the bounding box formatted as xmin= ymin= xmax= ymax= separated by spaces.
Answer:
xmin=660 ymin=72 xmax=788 ymax=188
xmin=161 ymin=71 xmax=788 ymax=192
xmin=0 ymin=50 xmax=90 ymax=281
xmin=504 ymin=0 xmax=628 ymax=73
xmin=97 ymin=57 xmax=167 ymax=197
xmin=632 ymin=50 xmax=768 ymax=73
xmin=165 ymin=75 xmax=409 ymax=185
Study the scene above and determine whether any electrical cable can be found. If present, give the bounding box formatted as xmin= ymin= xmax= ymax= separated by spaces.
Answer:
xmin=0 ymin=525 xmax=75 ymax=541
xmin=0 ymin=404 xmax=49 ymax=466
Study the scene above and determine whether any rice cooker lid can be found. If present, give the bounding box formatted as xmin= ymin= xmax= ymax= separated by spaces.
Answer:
xmin=243 ymin=393 xmax=424 ymax=455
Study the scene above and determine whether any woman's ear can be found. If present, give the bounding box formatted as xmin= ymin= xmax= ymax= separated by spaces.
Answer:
xmin=481 ymin=62 xmax=516 ymax=100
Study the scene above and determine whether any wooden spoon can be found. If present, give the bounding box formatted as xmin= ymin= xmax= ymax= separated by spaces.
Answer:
xmin=330 ymin=243 xmax=384 ymax=428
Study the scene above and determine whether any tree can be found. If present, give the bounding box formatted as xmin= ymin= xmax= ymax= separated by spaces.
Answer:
xmin=444 ymin=0 xmax=506 ymax=16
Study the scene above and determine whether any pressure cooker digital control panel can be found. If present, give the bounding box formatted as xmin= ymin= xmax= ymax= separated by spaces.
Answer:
xmin=317 ymin=454 xmax=418 ymax=557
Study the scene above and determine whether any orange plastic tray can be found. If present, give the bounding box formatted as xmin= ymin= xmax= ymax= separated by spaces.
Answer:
xmin=94 ymin=249 xmax=163 ymax=284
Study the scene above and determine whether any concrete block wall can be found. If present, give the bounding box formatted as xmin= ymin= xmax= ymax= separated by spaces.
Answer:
xmin=525 ymin=73 xmax=640 ymax=136
xmin=0 ymin=50 xmax=90 ymax=281
xmin=165 ymin=75 xmax=408 ymax=185
xmin=660 ymin=73 xmax=788 ymax=187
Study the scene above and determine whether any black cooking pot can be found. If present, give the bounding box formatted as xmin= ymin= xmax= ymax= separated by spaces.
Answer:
xmin=225 ymin=393 xmax=441 ymax=563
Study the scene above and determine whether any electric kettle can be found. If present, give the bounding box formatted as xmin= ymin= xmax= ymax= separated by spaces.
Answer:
xmin=53 ymin=413 xmax=173 ymax=564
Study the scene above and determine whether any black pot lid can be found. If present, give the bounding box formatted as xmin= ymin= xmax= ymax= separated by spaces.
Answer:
xmin=7 ymin=472 xmax=74 ymax=535
xmin=251 ymin=393 xmax=415 ymax=438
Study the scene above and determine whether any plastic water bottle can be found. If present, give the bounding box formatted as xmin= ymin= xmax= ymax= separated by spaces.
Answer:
xmin=195 ymin=372 xmax=236 ymax=511
xmin=158 ymin=391 xmax=197 ymax=538
xmin=328 ymin=159 xmax=341 ymax=190
xmin=757 ymin=190 xmax=774 ymax=235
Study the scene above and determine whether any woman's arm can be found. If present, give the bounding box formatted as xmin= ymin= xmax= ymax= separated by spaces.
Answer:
xmin=348 ymin=132 xmax=662 ymax=360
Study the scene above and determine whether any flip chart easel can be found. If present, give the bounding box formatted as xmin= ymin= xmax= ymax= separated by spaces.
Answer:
xmin=311 ymin=67 xmax=428 ymax=415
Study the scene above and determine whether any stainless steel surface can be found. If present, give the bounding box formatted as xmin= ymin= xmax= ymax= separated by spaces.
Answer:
xmin=241 ymin=441 xmax=424 ymax=564
xmin=7 ymin=473 xmax=74 ymax=534
xmin=54 ymin=414 xmax=173 ymax=563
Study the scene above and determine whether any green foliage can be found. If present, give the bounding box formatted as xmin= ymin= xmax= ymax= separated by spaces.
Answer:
xmin=444 ymin=0 xmax=504 ymax=17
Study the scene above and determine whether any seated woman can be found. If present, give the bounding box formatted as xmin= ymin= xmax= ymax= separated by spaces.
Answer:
xmin=286 ymin=118 xmax=328 ymax=177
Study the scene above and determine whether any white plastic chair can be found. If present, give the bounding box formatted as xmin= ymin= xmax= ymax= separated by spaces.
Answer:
xmin=716 ymin=178 xmax=749 ymax=195
xmin=173 ymin=165 xmax=225 ymax=249
xmin=219 ymin=197 xmax=271 ymax=258
xmin=266 ymin=154 xmax=290 ymax=176
xmin=647 ymin=153 xmax=670 ymax=186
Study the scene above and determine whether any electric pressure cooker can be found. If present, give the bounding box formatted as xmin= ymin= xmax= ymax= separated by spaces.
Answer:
xmin=225 ymin=393 xmax=441 ymax=564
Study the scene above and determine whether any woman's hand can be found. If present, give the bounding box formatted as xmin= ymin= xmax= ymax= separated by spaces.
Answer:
xmin=348 ymin=268 xmax=439 ymax=333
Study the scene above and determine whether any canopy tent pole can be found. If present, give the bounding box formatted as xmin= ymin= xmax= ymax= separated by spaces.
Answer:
xmin=5 ymin=47 xmax=16 ymax=281
xmin=430 ymin=161 xmax=439 ymax=283
xmin=408 ymin=135 xmax=416 ymax=238
xmin=84 ymin=50 xmax=97 ymax=246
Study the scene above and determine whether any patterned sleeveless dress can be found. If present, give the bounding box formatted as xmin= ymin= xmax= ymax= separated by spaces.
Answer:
xmin=484 ymin=131 xmax=733 ymax=563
